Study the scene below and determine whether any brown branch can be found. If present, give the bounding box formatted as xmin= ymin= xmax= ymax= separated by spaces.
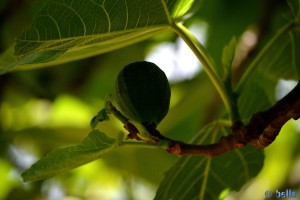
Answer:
xmin=113 ymin=82 xmax=300 ymax=156
xmin=168 ymin=81 xmax=300 ymax=156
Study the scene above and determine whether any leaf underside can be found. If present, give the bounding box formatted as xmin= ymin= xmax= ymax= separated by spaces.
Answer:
xmin=0 ymin=0 xmax=194 ymax=74
xmin=21 ymin=130 xmax=116 ymax=182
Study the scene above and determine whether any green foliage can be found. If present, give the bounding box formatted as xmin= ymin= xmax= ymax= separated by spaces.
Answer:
xmin=155 ymin=122 xmax=264 ymax=200
xmin=1 ymin=0 xmax=300 ymax=199
xmin=257 ymin=27 xmax=300 ymax=80
xmin=222 ymin=37 xmax=237 ymax=81
xmin=238 ymin=71 xmax=273 ymax=119
xmin=0 ymin=0 xmax=194 ymax=74
xmin=22 ymin=130 xmax=116 ymax=182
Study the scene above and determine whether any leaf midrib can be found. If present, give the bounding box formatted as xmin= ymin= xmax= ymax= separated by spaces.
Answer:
xmin=16 ymin=24 xmax=170 ymax=43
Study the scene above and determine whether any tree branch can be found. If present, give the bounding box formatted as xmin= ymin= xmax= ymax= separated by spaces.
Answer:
xmin=102 ymin=82 xmax=300 ymax=157
xmin=168 ymin=81 xmax=300 ymax=156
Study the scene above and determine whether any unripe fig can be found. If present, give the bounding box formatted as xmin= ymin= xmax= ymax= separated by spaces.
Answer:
xmin=115 ymin=61 xmax=171 ymax=127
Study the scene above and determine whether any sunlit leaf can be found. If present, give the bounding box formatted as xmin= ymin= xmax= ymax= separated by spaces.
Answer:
xmin=22 ymin=130 xmax=116 ymax=182
xmin=0 ymin=48 xmax=66 ymax=75
xmin=0 ymin=0 xmax=194 ymax=74
xmin=155 ymin=122 xmax=264 ymax=200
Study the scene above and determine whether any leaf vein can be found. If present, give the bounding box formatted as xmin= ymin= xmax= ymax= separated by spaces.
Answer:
xmin=58 ymin=2 xmax=87 ymax=36
xmin=172 ymin=158 xmax=206 ymax=198
xmin=124 ymin=0 xmax=129 ymax=30
xmin=44 ymin=14 xmax=62 ymax=39
xmin=161 ymin=0 xmax=172 ymax=24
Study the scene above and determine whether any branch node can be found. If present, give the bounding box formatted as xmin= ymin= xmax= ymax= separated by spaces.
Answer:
xmin=167 ymin=143 xmax=181 ymax=155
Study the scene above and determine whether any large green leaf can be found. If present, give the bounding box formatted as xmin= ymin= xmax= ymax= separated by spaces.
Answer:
xmin=22 ymin=130 xmax=116 ymax=182
xmin=155 ymin=122 xmax=264 ymax=200
xmin=257 ymin=27 xmax=300 ymax=80
xmin=0 ymin=0 xmax=194 ymax=74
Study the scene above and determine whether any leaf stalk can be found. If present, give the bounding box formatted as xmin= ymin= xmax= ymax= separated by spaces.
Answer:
xmin=171 ymin=22 xmax=239 ymax=122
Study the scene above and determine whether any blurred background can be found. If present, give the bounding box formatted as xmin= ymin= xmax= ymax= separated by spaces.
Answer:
xmin=0 ymin=0 xmax=299 ymax=199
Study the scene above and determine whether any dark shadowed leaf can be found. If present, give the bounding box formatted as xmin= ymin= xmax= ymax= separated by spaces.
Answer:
xmin=155 ymin=122 xmax=264 ymax=200
xmin=257 ymin=27 xmax=300 ymax=80
xmin=238 ymin=71 xmax=274 ymax=119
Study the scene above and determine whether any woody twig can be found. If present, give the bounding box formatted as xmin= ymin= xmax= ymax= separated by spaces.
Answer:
xmin=168 ymin=81 xmax=300 ymax=156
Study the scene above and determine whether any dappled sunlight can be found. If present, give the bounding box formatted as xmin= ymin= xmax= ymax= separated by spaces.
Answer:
xmin=8 ymin=144 xmax=39 ymax=170
xmin=146 ymin=21 xmax=208 ymax=82
xmin=0 ymin=99 xmax=51 ymax=131
xmin=276 ymin=79 xmax=298 ymax=100
xmin=0 ymin=92 xmax=160 ymax=199
xmin=48 ymin=95 xmax=95 ymax=128
xmin=41 ymin=179 xmax=65 ymax=200
xmin=0 ymin=0 xmax=299 ymax=199
xmin=289 ymin=157 xmax=300 ymax=187
xmin=40 ymin=160 xmax=157 ymax=200
xmin=169 ymin=86 xmax=185 ymax=108
xmin=0 ymin=159 xmax=18 ymax=199
xmin=4 ymin=146 xmax=158 ymax=199
xmin=232 ymin=27 xmax=259 ymax=68
xmin=0 ymin=95 xmax=98 ymax=130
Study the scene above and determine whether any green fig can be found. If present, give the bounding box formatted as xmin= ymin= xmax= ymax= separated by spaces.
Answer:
xmin=115 ymin=61 xmax=171 ymax=127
